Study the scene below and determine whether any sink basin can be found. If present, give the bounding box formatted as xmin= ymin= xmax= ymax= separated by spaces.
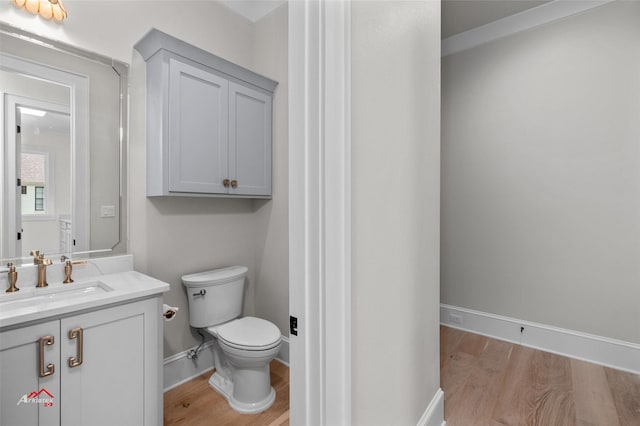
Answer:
xmin=0 ymin=281 xmax=114 ymax=311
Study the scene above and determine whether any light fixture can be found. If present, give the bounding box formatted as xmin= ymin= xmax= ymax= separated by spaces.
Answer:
xmin=19 ymin=107 xmax=47 ymax=117
xmin=13 ymin=0 xmax=67 ymax=22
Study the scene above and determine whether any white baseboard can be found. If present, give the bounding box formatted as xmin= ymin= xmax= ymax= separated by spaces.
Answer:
xmin=441 ymin=304 xmax=640 ymax=375
xmin=416 ymin=388 xmax=445 ymax=426
xmin=163 ymin=340 xmax=216 ymax=392
xmin=277 ymin=335 xmax=290 ymax=366
xmin=163 ymin=335 xmax=290 ymax=392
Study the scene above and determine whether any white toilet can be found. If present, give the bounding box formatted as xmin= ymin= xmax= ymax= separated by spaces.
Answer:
xmin=182 ymin=266 xmax=282 ymax=414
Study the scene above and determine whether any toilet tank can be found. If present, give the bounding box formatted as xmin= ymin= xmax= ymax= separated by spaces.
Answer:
xmin=182 ymin=266 xmax=248 ymax=328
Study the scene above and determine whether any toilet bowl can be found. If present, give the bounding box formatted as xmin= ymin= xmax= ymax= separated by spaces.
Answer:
xmin=182 ymin=267 xmax=282 ymax=414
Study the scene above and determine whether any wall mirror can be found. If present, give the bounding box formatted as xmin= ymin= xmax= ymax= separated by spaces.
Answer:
xmin=0 ymin=23 xmax=127 ymax=265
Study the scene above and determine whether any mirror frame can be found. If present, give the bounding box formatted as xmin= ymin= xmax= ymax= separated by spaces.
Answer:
xmin=0 ymin=22 xmax=128 ymax=262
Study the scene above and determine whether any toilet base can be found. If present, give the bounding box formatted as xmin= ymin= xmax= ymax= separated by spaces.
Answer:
xmin=209 ymin=371 xmax=276 ymax=414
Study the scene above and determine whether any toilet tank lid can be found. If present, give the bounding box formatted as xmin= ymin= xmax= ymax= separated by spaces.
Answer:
xmin=182 ymin=266 xmax=248 ymax=287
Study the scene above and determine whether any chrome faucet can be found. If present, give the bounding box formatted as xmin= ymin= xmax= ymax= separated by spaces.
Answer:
xmin=31 ymin=252 xmax=52 ymax=288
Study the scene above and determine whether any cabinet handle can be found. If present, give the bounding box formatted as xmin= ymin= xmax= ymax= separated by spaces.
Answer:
xmin=223 ymin=179 xmax=230 ymax=188
xmin=68 ymin=328 xmax=83 ymax=368
xmin=38 ymin=336 xmax=55 ymax=377
xmin=231 ymin=180 xmax=238 ymax=189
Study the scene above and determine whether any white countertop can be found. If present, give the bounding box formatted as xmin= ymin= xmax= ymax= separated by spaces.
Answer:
xmin=0 ymin=257 xmax=169 ymax=329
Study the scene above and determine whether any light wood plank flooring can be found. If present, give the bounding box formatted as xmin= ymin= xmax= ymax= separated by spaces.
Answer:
xmin=165 ymin=329 xmax=640 ymax=425
xmin=164 ymin=360 xmax=289 ymax=426
xmin=441 ymin=326 xmax=640 ymax=426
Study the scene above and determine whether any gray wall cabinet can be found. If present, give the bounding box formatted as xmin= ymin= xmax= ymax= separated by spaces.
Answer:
xmin=135 ymin=29 xmax=277 ymax=198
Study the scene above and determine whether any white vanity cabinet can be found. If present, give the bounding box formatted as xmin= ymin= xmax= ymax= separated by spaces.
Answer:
xmin=0 ymin=297 xmax=162 ymax=426
xmin=135 ymin=28 xmax=277 ymax=198
xmin=0 ymin=320 xmax=61 ymax=426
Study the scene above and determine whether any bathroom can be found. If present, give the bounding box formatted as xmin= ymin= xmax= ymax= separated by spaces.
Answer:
xmin=1 ymin=1 xmax=639 ymax=425
xmin=0 ymin=0 xmax=440 ymax=422
xmin=0 ymin=0 xmax=292 ymax=424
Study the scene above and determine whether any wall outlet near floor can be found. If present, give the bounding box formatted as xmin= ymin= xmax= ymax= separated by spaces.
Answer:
xmin=449 ymin=312 xmax=463 ymax=325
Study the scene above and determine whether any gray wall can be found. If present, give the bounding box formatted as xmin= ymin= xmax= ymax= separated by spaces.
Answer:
xmin=352 ymin=1 xmax=441 ymax=424
xmin=252 ymin=6 xmax=290 ymax=336
xmin=441 ymin=1 xmax=640 ymax=344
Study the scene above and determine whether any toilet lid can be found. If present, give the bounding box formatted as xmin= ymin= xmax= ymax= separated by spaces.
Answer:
xmin=217 ymin=316 xmax=281 ymax=349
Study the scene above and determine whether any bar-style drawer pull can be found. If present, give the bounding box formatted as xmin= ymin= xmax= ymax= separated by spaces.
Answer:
xmin=68 ymin=327 xmax=83 ymax=368
xmin=39 ymin=336 xmax=55 ymax=377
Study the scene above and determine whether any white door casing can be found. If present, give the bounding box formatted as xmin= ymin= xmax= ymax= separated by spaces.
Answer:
xmin=289 ymin=1 xmax=351 ymax=424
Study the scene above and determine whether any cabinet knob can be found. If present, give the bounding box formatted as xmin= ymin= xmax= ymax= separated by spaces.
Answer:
xmin=223 ymin=179 xmax=230 ymax=188
xmin=231 ymin=180 xmax=238 ymax=189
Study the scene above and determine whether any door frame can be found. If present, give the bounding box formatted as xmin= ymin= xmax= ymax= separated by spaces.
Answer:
xmin=288 ymin=1 xmax=352 ymax=424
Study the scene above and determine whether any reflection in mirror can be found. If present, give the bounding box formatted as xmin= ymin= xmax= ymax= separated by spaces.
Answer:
xmin=19 ymin=104 xmax=72 ymax=257
xmin=0 ymin=23 xmax=128 ymax=266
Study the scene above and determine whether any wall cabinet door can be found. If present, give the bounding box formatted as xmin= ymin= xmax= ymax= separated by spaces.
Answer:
xmin=0 ymin=321 xmax=60 ymax=426
xmin=168 ymin=58 xmax=229 ymax=194
xmin=229 ymin=82 xmax=272 ymax=197
xmin=136 ymin=30 xmax=277 ymax=198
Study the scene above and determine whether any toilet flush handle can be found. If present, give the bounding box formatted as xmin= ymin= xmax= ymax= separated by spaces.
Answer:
xmin=193 ymin=289 xmax=206 ymax=297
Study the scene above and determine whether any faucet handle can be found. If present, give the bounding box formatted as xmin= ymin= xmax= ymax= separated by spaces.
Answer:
xmin=30 ymin=250 xmax=41 ymax=264
xmin=5 ymin=262 xmax=19 ymax=293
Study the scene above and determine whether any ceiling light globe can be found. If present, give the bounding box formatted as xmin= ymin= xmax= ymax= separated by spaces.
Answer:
xmin=39 ymin=0 xmax=53 ymax=19
xmin=25 ymin=0 xmax=39 ymax=14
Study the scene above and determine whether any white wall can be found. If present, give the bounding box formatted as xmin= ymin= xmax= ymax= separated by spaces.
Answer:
xmin=351 ymin=1 xmax=441 ymax=424
xmin=252 ymin=4 xmax=289 ymax=335
xmin=441 ymin=1 xmax=640 ymax=344
xmin=0 ymin=1 xmax=289 ymax=357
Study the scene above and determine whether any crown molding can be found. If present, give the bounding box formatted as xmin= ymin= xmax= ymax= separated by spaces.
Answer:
xmin=442 ymin=0 xmax=615 ymax=57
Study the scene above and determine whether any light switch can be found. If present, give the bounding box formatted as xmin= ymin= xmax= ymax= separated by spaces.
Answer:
xmin=101 ymin=205 xmax=116 ymax=218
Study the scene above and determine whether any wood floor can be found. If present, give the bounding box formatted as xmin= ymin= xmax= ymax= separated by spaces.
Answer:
xmin=165 ymin=329 xmax=640 ymax=425
xmin=163 ymin=360 xmax=289 ymax=426
xmin=441 ymin=326 xmax=640 ymax=426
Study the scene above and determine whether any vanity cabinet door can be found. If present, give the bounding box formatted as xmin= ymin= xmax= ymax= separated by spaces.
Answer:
xmin=0 ymin=321 xmax=60 ymax=426
xmin=60 ymin=298 xmax=161 ymax=426
xmin=228 ymin=82 xmax=272 ymax=197
xmin=168 ymin=58 xmax=229 ymax=194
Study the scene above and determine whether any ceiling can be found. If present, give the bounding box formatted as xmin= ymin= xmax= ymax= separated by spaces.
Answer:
xmin=219 ymin=0 xmax=552 ymax=39
xmin=220 ymin=0 xmax=286 ymax=22
xmin=21 ymin=110 xmax=70 ymax=135
xmin=441 ymin=0 xmax=552 ymax=39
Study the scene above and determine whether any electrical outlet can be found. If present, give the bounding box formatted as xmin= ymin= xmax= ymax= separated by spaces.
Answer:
xmin=449 ymin=312 xmax=463 ymax=325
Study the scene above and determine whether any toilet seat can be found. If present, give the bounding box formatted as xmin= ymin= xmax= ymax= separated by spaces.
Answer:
xmin=214 ymin=316 xmax=281 ymax=351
